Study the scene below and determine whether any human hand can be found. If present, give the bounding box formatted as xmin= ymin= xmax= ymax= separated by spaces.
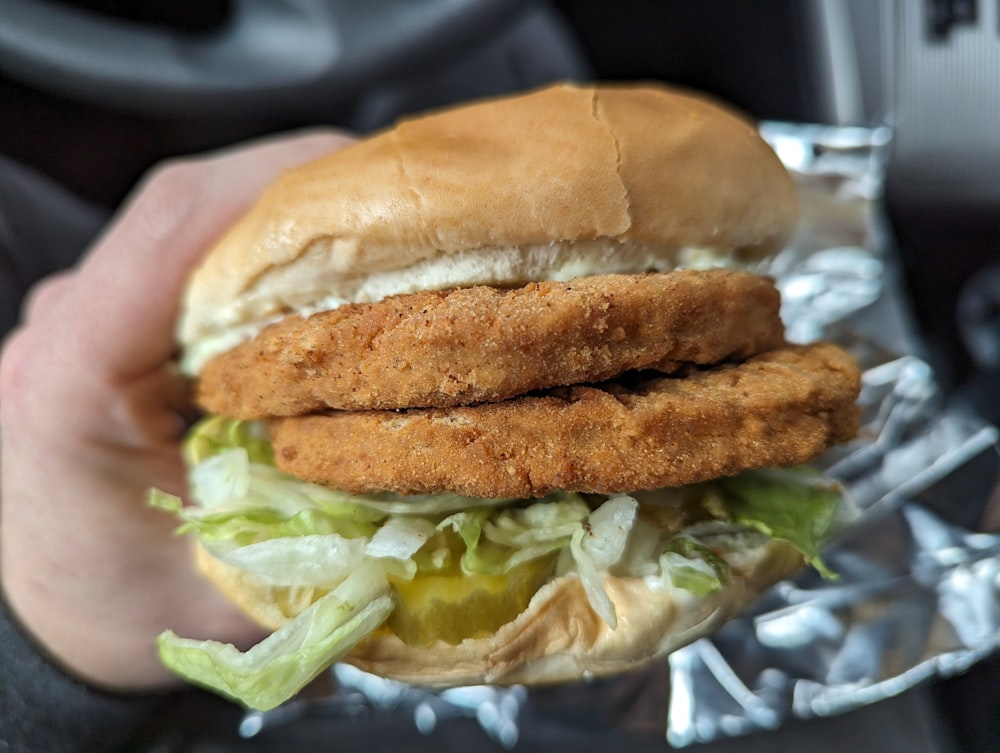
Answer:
xmin=0 ymin=130 xmax=355 ymax=692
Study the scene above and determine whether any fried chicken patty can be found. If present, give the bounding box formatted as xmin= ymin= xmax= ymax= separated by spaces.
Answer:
xmin=268 ymin=342 xmax=860 ymax=498
xmin=197 ymin=269 xmax=786 ymax=418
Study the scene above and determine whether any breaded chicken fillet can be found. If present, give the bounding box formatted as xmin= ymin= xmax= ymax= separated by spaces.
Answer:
xmin=198 ymin=268 xmax=786 ymax=417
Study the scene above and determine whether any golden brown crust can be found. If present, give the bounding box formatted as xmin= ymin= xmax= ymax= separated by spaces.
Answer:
xmin=179 ymin=83 xmax=797 ymax=350
xmin=196 ymin=269 xmax=785 ymax=417
xmin=195 ymin=538 xmax=805 ymax=688
xmin=268 ymin=342 xmax=861 ymax=498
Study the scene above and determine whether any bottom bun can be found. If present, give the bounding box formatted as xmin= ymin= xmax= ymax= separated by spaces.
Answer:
xmin=195 ymin=537 xmax=803 ymax=688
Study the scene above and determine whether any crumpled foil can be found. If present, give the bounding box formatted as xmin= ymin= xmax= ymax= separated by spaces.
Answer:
xmin=240 ymin=122 xmax=1000 ymax=748
xmin=665 ymin=121 xmax=1000 ymax=746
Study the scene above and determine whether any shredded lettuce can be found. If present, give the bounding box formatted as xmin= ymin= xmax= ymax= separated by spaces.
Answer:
xmin=212 ymin=534 xmax=367 ymax=588
xmin=158 ymin=564 xmax=393 ymax=710
xmin=440 ymin=497 xmax=591 ymax=576
xmin=364 ymin=517 xmax=437 ymax=579
xmin=568 ymin=494 xmax=638 ymax=628
xmin=658 ymin=537 xmax=730 ymax=597
xmin=153 ymin=417 xmax=845 ymax=710
xmin=184 ymin=415 xmax=274 ymax=466
xmin=711 ymin=467 xmax=842 ymax=578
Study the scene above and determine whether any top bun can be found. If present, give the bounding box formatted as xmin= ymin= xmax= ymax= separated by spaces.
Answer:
xmin=179 ymin=83 xmax=797 ymax=360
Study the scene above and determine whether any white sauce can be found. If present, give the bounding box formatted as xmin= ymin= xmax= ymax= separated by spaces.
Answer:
xmin=181 ymin=242 xmax=736 ymax=375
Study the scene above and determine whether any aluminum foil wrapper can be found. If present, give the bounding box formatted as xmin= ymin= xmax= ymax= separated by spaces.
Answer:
xmin=240 ymin=123 xmax=1000 ymax=748
xmin=666 ymin=121 xmax=1000 ymax=746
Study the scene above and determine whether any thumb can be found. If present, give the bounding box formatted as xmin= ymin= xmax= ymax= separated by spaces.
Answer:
xmin=61 ymin=130 xmax=355 ymax=381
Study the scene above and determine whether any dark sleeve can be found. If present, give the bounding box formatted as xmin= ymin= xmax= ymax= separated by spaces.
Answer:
xmin=0 ymin=593 xmax=171 ymax=753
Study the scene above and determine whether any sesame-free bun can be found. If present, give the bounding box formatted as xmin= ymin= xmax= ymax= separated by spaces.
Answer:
xmin=194 ymin=537 xmax=803 ymax=688
xmin=178 ymin=83 xmax=797 ymax=361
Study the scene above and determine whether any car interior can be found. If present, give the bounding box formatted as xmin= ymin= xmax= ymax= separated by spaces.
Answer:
xmin=1 ymin=2 xmax=997 ymax=751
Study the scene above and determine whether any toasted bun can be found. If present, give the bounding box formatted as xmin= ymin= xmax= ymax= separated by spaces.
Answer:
xmin=178 ymin=83 xmax=797 ymax=363
xmin=195 ymin=539 xmax=803 ymax=687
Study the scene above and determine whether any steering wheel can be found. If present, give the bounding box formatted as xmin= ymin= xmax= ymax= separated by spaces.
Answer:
xmin=0 ymin=0 xmax=534 ymax=117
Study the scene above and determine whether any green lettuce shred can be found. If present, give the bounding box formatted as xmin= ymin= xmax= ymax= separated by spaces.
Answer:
xmin=711 ymin=467 xmax=842 ymax=578
xmin=659 ymin=537 xmax=731 ymax=596
xmin=158 ymin=564 xmax=393 ymax=710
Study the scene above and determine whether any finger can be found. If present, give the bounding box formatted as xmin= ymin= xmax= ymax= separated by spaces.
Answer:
xmin=110 ymin=365 xmax=194 ymax=448
xmin=21 ymin=270 xmax=77 ymax=325
xmin=60 ymin=130 xmax=355 ymax=381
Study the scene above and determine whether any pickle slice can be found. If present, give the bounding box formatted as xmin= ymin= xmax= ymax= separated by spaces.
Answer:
xmin=387 ymin=557 xmax=555 ymax=646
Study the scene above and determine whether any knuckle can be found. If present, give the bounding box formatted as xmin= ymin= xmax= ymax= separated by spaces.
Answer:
xmin=23 ymin=271 xmax=75 ymax=324
xmin=0 ymin=327 xmax=38 ymax=406
xmin=126 ymin=159 xmax=208 ymax=245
